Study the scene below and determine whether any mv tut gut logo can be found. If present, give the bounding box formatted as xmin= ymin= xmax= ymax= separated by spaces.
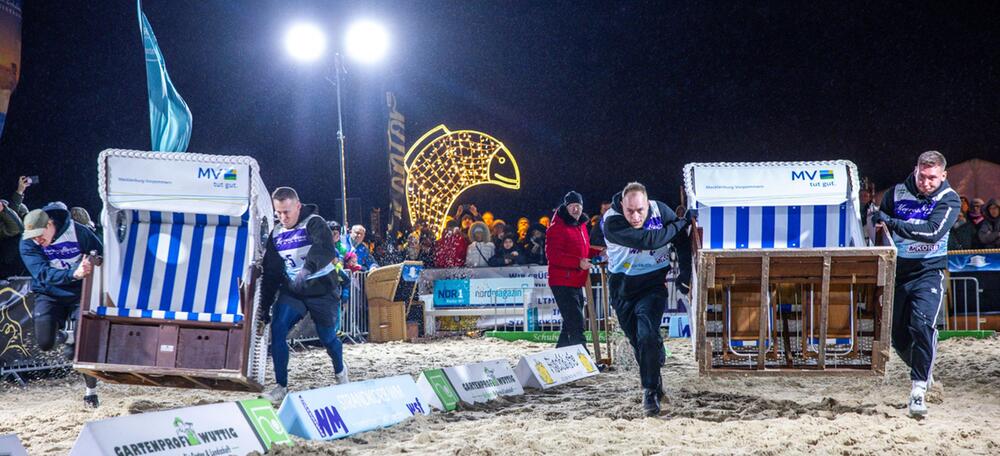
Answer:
xmin=791 ymin=169 xmax=835 ymax=188
xmin=197 ymin=166 xmax=239 ymax=189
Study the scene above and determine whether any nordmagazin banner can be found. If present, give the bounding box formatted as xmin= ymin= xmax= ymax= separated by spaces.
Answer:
xmin=0 ymin=0 xmax=21 ymax=139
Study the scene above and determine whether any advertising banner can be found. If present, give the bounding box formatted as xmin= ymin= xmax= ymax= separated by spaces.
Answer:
xmin=692 ymin=163 xmax=848 ymax=207
xmin=70 ymin=400 xmax=288 ymax=455
xmin=415 ymin=368 xmax=460 ymax=412
xmin=441 ymin=359 xmax=523 ymax=405
xmin=948 ymin=253 xmax=1000 ymax=272
xmin=515 ymin=345 xmax=598 ymax=390
xmin=278 ymin=375 xmax=429 ymax=441
xmin=106 ymin=155 xmax=250 ymax=216
xmin=432 ymin=277 xmax=531 ymax=307
xmin=385 ymin=92 xmax=406 ymax=232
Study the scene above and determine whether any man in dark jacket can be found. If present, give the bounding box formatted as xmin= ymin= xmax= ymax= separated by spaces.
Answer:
xmin=260 ymin=187 xmax=346 ymax=402
xmin=870 ymin=151 xmax=960 ymax=418
xmin=489 ymin=234 xmax=526 ymax=267
xmin=0 ymin=176 xmax=32 ymax=278
xmin=545 ymin=191 xmax=600 ymax=348
xmin=20 ymin=201 xmax=102 ymax=407
xmin=976 ymin=199 xmax=1000 ymax=248
xmin=594 ymin=182 xmax=692 ymax=416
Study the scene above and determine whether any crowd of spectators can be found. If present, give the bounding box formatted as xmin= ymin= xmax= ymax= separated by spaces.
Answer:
xmin=950 ymin=196 xmax=1000 ymax=250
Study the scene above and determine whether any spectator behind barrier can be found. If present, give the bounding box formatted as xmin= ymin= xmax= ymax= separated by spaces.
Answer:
xmin=465 ymin=221 xmax=495 ymax=267
xmin=433 ymin=221 xmax=467 ymax=268
xmin=0 ymin=177 xmax=32 ymax=277
xmin=948 ymin=211 xmax=977 ymax=250
xmin=489 ymin=234 xmax=526 ymax=267
xmin=977 ymin=199 xmax=1000 ymax=248
xmin=347 ymin=224 xmax=377 ymax=270
xmin=968 ymin=198 xmax=985 ymax=229
xmin=523 ymin=223 xmax=548 ymax=265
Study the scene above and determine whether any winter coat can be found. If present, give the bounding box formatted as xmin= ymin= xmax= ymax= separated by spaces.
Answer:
xmin=465 ymin=222 xmax=494 ymax=267
xmin=434 ymin=230 xmax=468 ymax=268
xmin=948 ymin=220 xmax=977 ymax=250
xmin=977 ymin=200 xmax=1000 ymax=248
xmin=489 ymin=243 xmax=527 ymax=267
xmin=19 ymin=202 xmax=103 ymax=299
xmin=546 ymin=204 xmax=600 ymax=287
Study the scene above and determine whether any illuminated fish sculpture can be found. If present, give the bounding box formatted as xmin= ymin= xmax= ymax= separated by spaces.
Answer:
xmin=404 ymin=125 xmax=521 ymax=237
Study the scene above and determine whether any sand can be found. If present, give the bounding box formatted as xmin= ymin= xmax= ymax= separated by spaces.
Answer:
xmin=1 ymin=335 xmax=998 ymax=455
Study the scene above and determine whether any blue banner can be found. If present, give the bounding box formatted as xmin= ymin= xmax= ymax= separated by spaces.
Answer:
xmin=138 ymin=0 xmax=191 ymax=152
xmin=948 ymin=253 xmax=1000 ymax=272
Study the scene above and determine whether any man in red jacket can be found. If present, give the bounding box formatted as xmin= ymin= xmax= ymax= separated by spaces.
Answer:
xmin=546 ymin=191 xmax=601 ymax=348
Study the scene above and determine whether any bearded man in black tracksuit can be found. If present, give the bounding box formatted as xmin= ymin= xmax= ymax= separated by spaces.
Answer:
xmin=594 ymin=182 xmax=693 ymax=416
xmin=870 ymin=151 xmax=959 ymax=418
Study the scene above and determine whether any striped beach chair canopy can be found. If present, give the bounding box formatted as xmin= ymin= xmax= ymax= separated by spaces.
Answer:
xmin=96 ymin=150 xmax=273 ymax=323
xmin=683 ymin=160 xmax=864 ymax=250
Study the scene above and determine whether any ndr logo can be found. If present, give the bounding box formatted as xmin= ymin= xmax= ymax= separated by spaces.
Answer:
xmin=791 ymin=169 xmax=834 ymax=181
xmin=197 ymin=167 xmax=238 ymax=181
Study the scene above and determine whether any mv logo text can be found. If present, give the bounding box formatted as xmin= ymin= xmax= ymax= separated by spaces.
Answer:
xmin=792 ymin=169 xmax=835 ymax=188
xmin=197 ymin=167 xmax=239 ymax=189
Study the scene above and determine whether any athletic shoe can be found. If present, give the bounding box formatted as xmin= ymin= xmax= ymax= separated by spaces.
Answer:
xmin=642 ymin=388 xmax=661 ymax=417
xmin=908 ymin=387 xmax=927 ymax=417
xmin=334 ymin=362 xmax=350 ymax=384
xmin=83 ymin=394 xmax=100 ymax=408
xmin=263 ymin=385 xmax=287 ymax=402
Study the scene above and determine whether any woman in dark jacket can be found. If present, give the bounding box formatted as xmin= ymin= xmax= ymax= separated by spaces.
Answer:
xmin=489 ymin=234 xmax=527 ymax=267
xmin=977 ymin=199 xmax=1000 ymax=248
xmin=545 ymin=191 xmax=601 ymax=348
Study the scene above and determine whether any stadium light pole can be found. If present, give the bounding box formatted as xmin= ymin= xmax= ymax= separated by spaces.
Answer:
xmin=284 ymin=20 xmax=389 ymax=229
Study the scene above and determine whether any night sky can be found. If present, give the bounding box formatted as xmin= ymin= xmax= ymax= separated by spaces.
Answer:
xmin=3 ymin=1 xmax=999 ymax=230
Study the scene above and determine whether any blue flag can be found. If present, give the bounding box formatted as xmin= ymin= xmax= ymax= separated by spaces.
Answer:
xmin=138 ymin=0 xmax=191 ymax=152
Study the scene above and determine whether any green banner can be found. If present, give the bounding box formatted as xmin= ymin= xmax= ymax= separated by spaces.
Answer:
xmin=485 ymin=331 xmax=610 ymax=344
xmin=238 ymin=398 xmax=294 ymax=451
xmin=424 ymin=368 xmax=459 ymax=412
xmin=937 ymin=330 xmax=995 ymax=341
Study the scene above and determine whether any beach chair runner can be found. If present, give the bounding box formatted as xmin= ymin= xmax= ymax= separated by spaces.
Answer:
xmin=74 ymin=150 xmax=273 ymax=391
xmin=685 ymin=160 xmax=896 ymax=374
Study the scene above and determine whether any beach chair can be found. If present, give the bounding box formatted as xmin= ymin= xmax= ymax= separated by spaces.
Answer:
xmin=73 ymin=150 xmax=273 ymax=391
xmin=685 ymin=160 xmax=897 ymax=374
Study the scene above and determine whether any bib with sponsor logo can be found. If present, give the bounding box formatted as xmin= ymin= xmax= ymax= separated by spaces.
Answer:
xmin=603 ymin=203 xmax=673 ymax=276
xmin=891 ymin=183 xmax=954 ymax=260
xmin=273 ymin=214 xmax=320 ymax=279
xmin=43 ymin=224 xmax=82 ymax=270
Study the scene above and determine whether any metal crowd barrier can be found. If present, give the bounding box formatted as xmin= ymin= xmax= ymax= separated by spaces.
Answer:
xmin=946 ymin=276 xmax=981 ymax=331
xmin=342 ymin=270 xmax=369 ymax=343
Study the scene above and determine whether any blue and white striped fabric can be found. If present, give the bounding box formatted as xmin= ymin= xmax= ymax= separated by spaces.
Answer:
xmin=99 ymin=210 xmax=249 ymax=323
xmin=698 ymin=203 xmax=851 ymax=249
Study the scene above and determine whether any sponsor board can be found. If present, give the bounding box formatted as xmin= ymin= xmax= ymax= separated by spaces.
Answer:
xmin=0 ymin=434 xmax=28 ymax=456
xmin=415 ymin=368 xmax=460 ymax=412
xmin=692 ymin=164 xmax=848 ymax=207
xmin=442 ymin=359 xmax=524 ymax=405
xmin=278 ymin=375 xmax=429 ymax=441
xmin=515 ymin=345 xmax=598 ymax=390
xmin=70 ymin=401 xmax=277 ymax=456
xmin=236 ymin=399 xmax=294 ymax=451
xmin=106 ymin=156 xmax=250 ymax=216
xmin=433 ymin=277 xmax=532 ymax=307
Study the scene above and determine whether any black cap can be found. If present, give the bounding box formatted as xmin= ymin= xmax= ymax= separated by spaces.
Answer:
xmin=564 ymin=191 xmax=583 ymax=206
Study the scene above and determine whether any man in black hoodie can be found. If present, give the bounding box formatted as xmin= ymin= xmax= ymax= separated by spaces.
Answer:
xmin=20 ymin=201 xmax=103 ymax=407
xmin=260 ymin=187 xmax=346 ymax=402
xmin=871 ymin=151 xmax=960 ymax=418
xmin=594 ymin=182 xmax=693 ymax=416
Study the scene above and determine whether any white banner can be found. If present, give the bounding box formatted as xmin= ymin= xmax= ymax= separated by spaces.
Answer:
xmin=106 ymin=155 xmax=250 ymax=216
xmin=515 ymin=345 xmax=598 ymax=389
xmin=442 ymin=359 xmax=524 ymax=405
xmin=278 ymin=375 xmax=429 ymax=441
xmin=692 ymin=164 xmax=848 ymax=207
xmin=70 ymin=402 xmax=268 ymax=456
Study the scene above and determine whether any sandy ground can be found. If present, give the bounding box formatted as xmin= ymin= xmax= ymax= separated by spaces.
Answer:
xmin=1 ymin=334 xmax=998 ymax=455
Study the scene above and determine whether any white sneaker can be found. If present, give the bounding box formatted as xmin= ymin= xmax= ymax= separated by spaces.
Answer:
xmin=908 ymin=386 xmax=927 ymax=417
xmin=263 ymin=385 xmax=287 ymax=402
xmin=334 ymin=362 xmax=350 ymax=384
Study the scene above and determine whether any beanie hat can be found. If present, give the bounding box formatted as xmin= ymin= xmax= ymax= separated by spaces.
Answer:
xmin=564 ymin=191 xmax=583 ymax=206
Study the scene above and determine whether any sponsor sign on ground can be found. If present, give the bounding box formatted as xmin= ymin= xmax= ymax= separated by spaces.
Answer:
xmin=442 ymin=359 xmax=524 ymax=405
xmin=0 ymin=434 xmax=28 ymax=456
xmin=70 ymin=400 xmax=285 ymax=456
xmin=515 ymin=344 xmax=599 ymax=389
xmin=415 ymin=368 xmax=460 ymax=412
xmin=278 ymin=375 xmax=429 ymax=441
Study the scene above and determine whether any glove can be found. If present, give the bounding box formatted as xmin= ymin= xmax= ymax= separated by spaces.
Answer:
xmin=870 ymin=210 xmax=890 ymax=226
xmin=684 ymin=208 xmax=699 ymax=223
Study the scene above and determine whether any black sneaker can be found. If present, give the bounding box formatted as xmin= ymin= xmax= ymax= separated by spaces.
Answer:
xmin=84 ymin=394 xmax=100 ymax=408
xmin=642 ymin=388 xmax=661 ymax=417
